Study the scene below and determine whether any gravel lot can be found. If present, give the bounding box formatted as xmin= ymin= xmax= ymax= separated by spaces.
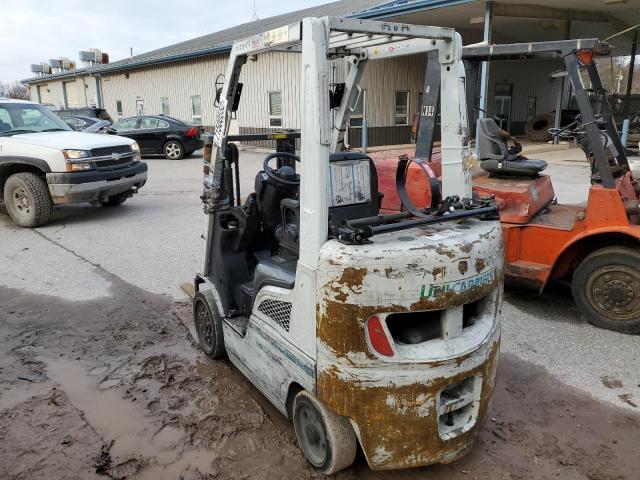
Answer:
xmin=0 ymin=148 xmax=638 ymax=479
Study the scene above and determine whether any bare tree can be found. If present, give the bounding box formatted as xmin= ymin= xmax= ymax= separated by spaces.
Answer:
xmin=5 ymin=82 xmax=30 ymax=100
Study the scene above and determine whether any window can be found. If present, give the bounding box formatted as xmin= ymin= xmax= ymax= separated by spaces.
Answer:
xmin=116 ymin=100 xmax=123 ymax=120
xmin=268 ymin=91 xmax=282 ymax=127
xmin=395 ymin=91 xmax=409 ymax=125
xmin=161 ymin=97 xmax=170 ymax=116
xmin=140 ymin=117 xmax=159 ymax=129
xmin=0 ymin=104 xmax=70 ymax=134
xmin=191 ymin=95 xmax=202 ymax=124
xmin=350 ymin=89 xmax=366 ymax=128
xmin=112 ymin=118 xmax=138 ymax=132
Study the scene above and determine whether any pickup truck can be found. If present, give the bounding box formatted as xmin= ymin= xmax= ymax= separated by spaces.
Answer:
xmin=0 ymin=98 xmax=147 ymax=227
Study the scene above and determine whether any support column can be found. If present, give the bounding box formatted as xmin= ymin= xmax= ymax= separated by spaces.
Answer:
xmin=553 ymin=21 xmax=572 ymax=144
xmin=623 ymin=30 xmax=638 ymax=119
xmin=475 ymin=0 xmax=493 ymax=150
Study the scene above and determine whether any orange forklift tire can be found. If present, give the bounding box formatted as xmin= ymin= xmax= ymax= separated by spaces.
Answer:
xmin=292 ymin=390 xmax=357 ymax=475
xmin=193 ymin=291 xmax=226 ymax=358
xmin=572 ymin=246 xmax=640 ymax=334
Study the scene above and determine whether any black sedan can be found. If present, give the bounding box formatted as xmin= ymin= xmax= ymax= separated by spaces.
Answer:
xmin=107 ymin=115 xmax=203 ymax=160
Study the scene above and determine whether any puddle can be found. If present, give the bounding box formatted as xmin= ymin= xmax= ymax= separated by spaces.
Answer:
xmin=43 ymin=356 xmax=158 ymax=460
xmin=136 ymin=448 xmax=214 ymax=480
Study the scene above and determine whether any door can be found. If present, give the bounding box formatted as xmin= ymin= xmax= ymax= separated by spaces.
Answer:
xmin=135 ymin=99 xmax=144 ymax=116
xmin=493 ymin=83 xmax=513 ymax=131
xmin=64 ymin=81 xmax=79 ymax=108
xmin=136 ymin=117 xmax=167 ymax=153
xmin=110 ymin=117 xmax=140 ymax=142
xmin=38 ymin=85 xmax=50 ymax=104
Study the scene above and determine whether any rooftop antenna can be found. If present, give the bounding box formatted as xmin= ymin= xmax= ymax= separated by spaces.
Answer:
xmin=250 ymin=0 xmax=259 ymax=21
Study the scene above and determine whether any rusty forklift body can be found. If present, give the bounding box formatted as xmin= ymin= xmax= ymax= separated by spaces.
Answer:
xmin=194 ymin=17 xmax=505 ymax=473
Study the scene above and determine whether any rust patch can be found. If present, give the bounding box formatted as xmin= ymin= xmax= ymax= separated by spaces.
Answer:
xmin=432 ymin=266 xmax=446 ymax=281
xmin=458 ymin=260 xmax=469 ymax=275
xmin=385 ymin=267 xmax=394 ymax=278
xmin=435 ymin=245 xmax=456 ymax=258
xmin=317 ymin=340 xmax=500 ymax=470
xmin=475 ymin=258 xmax=486 ymax=274
xmin=459 ymin=243 xmax=473 ymax=253
xmin=337 ymin=267 xmax=367 ymax=290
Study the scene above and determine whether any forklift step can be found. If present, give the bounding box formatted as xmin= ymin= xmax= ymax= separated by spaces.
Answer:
xmin=224 ymin=316 xmax=249 ymax=337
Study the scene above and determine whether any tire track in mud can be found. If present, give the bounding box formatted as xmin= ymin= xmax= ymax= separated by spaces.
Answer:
xmin=0 ymin=275 xmax=638 ymax=480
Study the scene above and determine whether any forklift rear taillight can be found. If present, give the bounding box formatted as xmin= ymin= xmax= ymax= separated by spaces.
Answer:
xmin=367 ymin=315 xmax=394 ymax=357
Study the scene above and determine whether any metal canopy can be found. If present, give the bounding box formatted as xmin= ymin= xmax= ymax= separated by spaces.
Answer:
xmin=231 ymin=16 xmax=456 ymax=58
xmin=462 ymin=38 xmax=610 ymax=61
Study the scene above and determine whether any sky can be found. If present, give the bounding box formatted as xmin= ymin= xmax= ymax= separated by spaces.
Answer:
xmin=0 ymin=0 xmax=330 ymax=84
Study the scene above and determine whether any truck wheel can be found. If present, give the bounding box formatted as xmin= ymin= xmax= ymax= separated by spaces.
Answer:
xmin=99 ymin=193 xmax=128 ymax=207
xmin=3 ymin=172 xmax=52 ymax=228
xmin=163 ymin=141 xmax=184 ymax=160
xmin=292 ymin=391 xmax=357 ymax=475
xmin=193 ymin=291 xmax=225 ymax=358
xmin=525 ymin=113 xmax=554 ymax=143
xmin=572 ymin=246 xmax=640 ymax=334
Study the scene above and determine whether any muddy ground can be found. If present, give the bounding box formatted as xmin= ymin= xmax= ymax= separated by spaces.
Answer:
xmin=0 ymin=270 xmax=638 ymax=480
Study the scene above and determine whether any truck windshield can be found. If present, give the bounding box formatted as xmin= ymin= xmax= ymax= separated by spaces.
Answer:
xmin=0 ymin=103 xmax=71 ymax=136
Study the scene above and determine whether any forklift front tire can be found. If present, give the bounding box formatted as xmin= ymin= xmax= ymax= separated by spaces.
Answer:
xmin=193 ymin=291 xmax=226 ymax=358
xmin=292 ymin=391 xmax=357 ymax=475
xmin=572 ymin=246 xmax=640 ymax=334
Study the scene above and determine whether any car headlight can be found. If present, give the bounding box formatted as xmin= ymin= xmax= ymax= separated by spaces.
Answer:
xmin=131 ymin=142 xmax=141 ymax=161
xmin=63 ymin=149 xmax=93 ymax=172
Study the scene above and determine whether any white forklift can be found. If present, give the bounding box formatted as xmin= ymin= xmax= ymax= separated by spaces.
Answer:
xmin=194 ymin=17 xmax=504 ymax=474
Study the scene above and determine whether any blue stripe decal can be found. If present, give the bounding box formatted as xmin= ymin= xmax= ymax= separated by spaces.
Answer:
xmin=250 ymin=321 xmax=315 ymax=378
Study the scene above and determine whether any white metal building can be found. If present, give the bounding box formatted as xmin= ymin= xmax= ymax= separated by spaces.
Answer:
xmin=22 ymin=0 xmax=640 ymax=146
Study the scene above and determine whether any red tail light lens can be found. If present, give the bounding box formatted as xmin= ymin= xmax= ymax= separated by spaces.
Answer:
xmin=186 ymin=127 xmax=199 ymax=137
xmin=367 ymin=315 xmax=394 ymax=357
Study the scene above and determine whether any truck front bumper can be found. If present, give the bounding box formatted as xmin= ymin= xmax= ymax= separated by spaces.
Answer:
xmin=46 ymin=162 xmax=148 ymax=204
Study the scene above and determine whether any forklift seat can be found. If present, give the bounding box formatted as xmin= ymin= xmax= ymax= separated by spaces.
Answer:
xmin=477 ymin=118 xmax=548 ymax=177
xmin=253 ymin=256 xmax=297 ymax=293
xmin=254 ymin=153 xmax=380 ymax=295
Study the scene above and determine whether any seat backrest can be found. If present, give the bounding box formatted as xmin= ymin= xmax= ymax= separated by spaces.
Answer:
xmin=477 ymin=118 xmax=509 ymax=162
xmin=328 ymin=152 xmax=380 ymax=229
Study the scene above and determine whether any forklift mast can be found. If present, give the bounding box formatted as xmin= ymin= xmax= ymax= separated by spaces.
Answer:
xmin=202 ymin=17 xmax=474 ymax=222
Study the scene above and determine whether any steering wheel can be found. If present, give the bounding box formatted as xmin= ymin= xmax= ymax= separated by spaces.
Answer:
xmin=263 ymin=152 xmax=300 ymax=186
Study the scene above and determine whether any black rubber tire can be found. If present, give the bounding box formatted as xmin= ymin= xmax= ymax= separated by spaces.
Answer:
xmin=99 ymin=193 xmax=128 ymax=207
xmin=3 ymin=172 xmax=53 ymax=228
xmin=193 ymin=290 xmax=225 ymax=358
xmin=292 ymin=391 xmax=357 ymax=475
xmin=572 ymin=246 xmax=640 ymax=334
xmin=163 ymin=140 xmax=185 ymax=160
xmin=525 ymin=113 xmax=555 ymax=143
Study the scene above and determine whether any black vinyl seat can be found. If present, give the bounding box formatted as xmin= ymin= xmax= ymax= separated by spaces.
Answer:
xmin=253 ymin=256 xmax=297 ymax=293
xmin=477 ymin=118 xmax=548 ymax=177
xmin=253 ymin=152 xmax=380 ymax=295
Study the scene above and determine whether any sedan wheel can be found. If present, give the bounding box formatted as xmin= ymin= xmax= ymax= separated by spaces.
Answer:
xmin=164 ymin=141 xmax=184 ymax=160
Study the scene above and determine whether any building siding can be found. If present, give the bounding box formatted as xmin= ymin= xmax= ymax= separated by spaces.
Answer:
xmin=100 ymin=55 xmax=228 ymax=124
xmin=486 ymin=59 xmax=567 ymax=134
xmin=24 ymin=52 xmax=566 ymax=141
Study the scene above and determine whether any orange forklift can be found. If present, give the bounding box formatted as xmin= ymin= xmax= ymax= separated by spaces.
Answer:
xmin=374 ymin=39 xmax=640 ymax=334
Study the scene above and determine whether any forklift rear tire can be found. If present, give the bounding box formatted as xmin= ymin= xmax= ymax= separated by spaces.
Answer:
xmin=572 ymin=246 xmax=640 ymax=334
xmin=193 ymin=291 xmax=226 ymax=358
xmin=292 ymin=391 xmax=357 ymax=475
